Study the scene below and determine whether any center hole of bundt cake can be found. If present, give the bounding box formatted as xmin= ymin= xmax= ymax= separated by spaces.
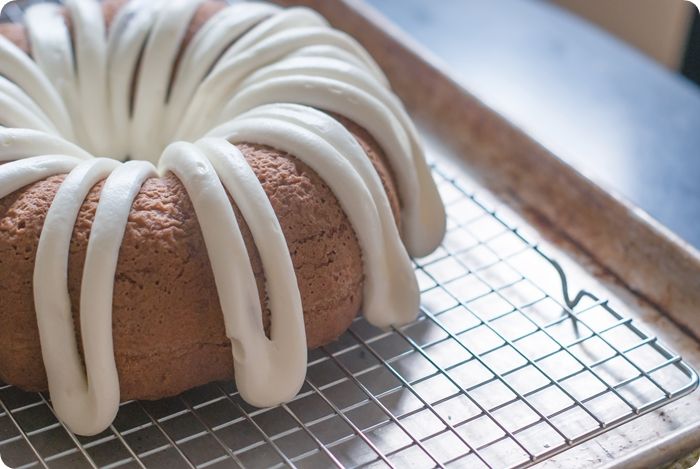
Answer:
xmin=95 ymin=136 xmax=187 ymax=166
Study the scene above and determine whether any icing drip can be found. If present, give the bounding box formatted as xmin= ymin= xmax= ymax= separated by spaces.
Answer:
xmin=0 ymin=76 xmax=56 ymax=132
xmin=159 ymin=140 xmax=307 ymax=407
xmin=0 ymin=35 xmax=74 ymax=138
xmin=34 ymin=159 xmax=151 ymax=436
xmin=208 ymin=104 xmax=420 ymax=328
xmin=0 ymin=0 xmax=446 ymax=435
xmin=131 ymin=0 xmax=205 ymax=162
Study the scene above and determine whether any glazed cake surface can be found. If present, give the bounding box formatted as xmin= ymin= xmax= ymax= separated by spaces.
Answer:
xmin=0 ymin=0 xmax=445 ymax=435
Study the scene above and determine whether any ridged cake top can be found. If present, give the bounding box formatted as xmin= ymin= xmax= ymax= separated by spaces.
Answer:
xmin=0 ymin=0 xmax=445 ymax=435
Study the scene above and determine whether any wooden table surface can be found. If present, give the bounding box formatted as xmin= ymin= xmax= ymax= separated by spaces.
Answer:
xmin=367 ymin=0 xmax=700 ymax=250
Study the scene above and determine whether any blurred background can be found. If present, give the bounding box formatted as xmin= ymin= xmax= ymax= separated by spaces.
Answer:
xmin=368 ymin=0 xmax=700 ymax=250
xmin=551 ymin=0 xmax=700 ymax=82
xmin=0 ymin=0 xmax=698 ymax=248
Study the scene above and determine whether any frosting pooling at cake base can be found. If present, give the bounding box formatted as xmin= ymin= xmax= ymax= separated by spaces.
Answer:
xmin=0 ymin=0 xmax=446 ymax=435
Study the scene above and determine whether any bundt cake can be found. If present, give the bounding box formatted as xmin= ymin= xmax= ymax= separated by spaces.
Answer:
xmin=0 ymin=0 xmax=445 ymax=436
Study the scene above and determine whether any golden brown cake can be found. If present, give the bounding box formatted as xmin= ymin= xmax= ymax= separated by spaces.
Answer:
xmin=0 ymin=0 xmax=445 ymax=435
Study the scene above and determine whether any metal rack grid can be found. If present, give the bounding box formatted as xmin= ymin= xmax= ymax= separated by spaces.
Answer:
xmin=0 ymin=1 xmax=698 ymax=466
xmin=0 ymin=163 xmax=697 ymax=469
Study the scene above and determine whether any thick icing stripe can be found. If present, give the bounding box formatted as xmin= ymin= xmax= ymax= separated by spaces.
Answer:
xmin=0 ymin=129 xmax=93 ymax=162
xmin=164 ymin=3 xmax=277 ymax=143
xmin=0 ymin=76 xmax=57 ymax=132
xmin=24 ymin=4 xmax=76 ymax=91
xmin=230 ymin=104 xmax=420 ymax=325
xmin=106 ymin=0 xmax=163 ymax=158
xmin=158 ymin=141 xmax=263 ymax=351
xmin=219 ymin=7 xmax=328 ymax=65
xmin=221 ymin=75 xmax=445 ymax=256
xmin=239 ymin=55 xmax=380 ymax=91
xmin=196 ymin=139 xmax=301 ymax=347
xmin=77 ymin=160 xmax=156 ymax=434
xmin=33 ymin=158 xmax=121 ymax=436
xmin=0 ymin=155 xmax=81 ymax=198
xmin=217 ymin=116 xmax=420 ymax=328
xmin=130 ymin=0 xmax=205 ymax=162
xmin=0 ymin=92 xmax=56 ymax=133
xmin=198 ymin=138 xmax=307 ymax=405
xmin=288 ymin=44 xmax=370 ymax=70
xmin=66 ymin=0 xmax=111 ymax=156
xmin=239 ymin=103 xmax=401 ymax=232
xmin=179 ymin=27 xmax=388 ymax=140
xmin=0 ymin=35 xmax=74 ymax=139
xmin=24 ymin=3 xmax=86 ymax=144
xmin=222 ymin=7 xmax=386 ymax=85
xmin=238 ymin=56 xmax=419 ymax=142
xmin=218 ymin=78 xmax=415 ymax=233
xmin=240 ymin=58 xmax=445 ymax=256
xmin=158 ymin=141 xmax=305 ymax=406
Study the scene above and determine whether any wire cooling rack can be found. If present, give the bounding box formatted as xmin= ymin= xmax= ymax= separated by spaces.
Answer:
xmin=0 ymin=1 xmax=698 ymax=466
xmin=0 ymin=162 xmax=698 ymax=469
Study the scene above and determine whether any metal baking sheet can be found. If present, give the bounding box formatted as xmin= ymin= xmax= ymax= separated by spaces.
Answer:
xmin=1 ymin=0 xmax=700 ymax=468
xmin=0 ymin=156 xmax=697 ymax=468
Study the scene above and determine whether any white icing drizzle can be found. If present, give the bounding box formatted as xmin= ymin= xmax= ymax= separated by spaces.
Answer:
xmin=177 ymin=26 xmax=389 ymax=141
xmin=106 ymin=0 xmax=163 ymax=159
xmin=160 ymin=140 xmax=307 ymax=407
xmin=0 ymin=155 xmax=82 ymax=198
xmin=34 ymin=158 xmax=137 ymax=436
xmin=0 ymin=93 xmax=53 ymax=133
xmin=65 ymin=0 xmax=112 ymax=157
xmin=0 ymin=77 xmax=57 ymax=132
xmin=219 ymin=75 xmax=442 ymax=256
xmin=0 ymin=35 xmax=74 ymax=138
xmin=208 ymin=104 xmax=419 ymax=328
xmin=0 ymin=128 xmax=93 ymax=161
xmin=24 ymin=3 xmax=87 ymax=144
xmin=164 ymin=3 xmax=278 ymax=147
xmin=0 ymin=0 xmax=445 ymax=436
xmin=131 ymin=0 xmax=204 ymax=162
